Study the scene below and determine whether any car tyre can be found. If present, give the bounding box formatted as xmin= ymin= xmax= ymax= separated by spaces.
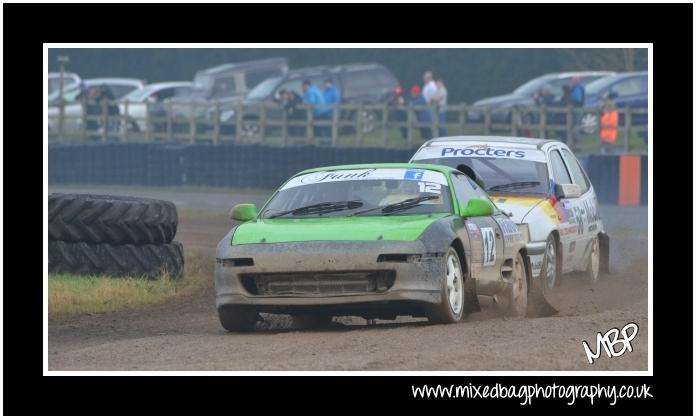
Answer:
xmin=218 ymin=306 xmax=259 ymax=332
xmin=505 ymin=252 xmax=529 ymax=317
xmin=426 ymin=247 xmax=465 ymax=324
xmin=540 ymin=235 xmax=561 ymax=290
xmin=585 ymin=236 xmax=601 ymax=282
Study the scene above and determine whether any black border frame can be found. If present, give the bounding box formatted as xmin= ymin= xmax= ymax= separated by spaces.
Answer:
xmin=3 ymin=2 xmax=691 ymax=416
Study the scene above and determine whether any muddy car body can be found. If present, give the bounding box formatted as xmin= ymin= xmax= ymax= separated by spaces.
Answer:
xmin=409 ymin=136 xmax=610 ymax=291
xmin=215 ymin=163 xmax=534 ymax=331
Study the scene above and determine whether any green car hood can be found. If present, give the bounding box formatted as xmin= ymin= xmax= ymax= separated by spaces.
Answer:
xmin=231 ymin=213 xmax=449 ymax=245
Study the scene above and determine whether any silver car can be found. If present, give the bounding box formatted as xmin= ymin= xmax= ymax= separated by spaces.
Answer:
xmin=48 ymin=78 xmax=145 ymax=134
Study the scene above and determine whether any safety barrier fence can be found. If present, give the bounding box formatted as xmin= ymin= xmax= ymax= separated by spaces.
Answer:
xmin=48 ymin=143 xmax=648 ymax=206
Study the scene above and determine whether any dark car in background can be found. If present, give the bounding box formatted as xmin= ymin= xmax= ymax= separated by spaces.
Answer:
xmin=467 ymin=71 xmax=614 ymax=123
xmin=169 ymin=57 xmax=289 ymax=119
xmin=228 ymin=63 xmax=399 ymax=137
xmin=580 ymin=72 xmax=648 ymax=135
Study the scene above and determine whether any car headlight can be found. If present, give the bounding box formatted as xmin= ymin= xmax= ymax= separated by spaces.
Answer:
xmin=516 ymin=223 xmax=530 ymax=243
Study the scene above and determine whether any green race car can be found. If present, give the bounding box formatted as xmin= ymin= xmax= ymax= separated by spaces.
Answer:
xmin=215 ymin=163 xmax=535 ymax=332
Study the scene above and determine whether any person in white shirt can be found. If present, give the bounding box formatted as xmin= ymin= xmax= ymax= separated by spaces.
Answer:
xmin=422 ymin=71 xmax=438 ymax=105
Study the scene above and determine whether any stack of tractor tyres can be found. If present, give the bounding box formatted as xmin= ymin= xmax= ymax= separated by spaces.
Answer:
xmin=48 ymin=193 xmax=184 ymax=279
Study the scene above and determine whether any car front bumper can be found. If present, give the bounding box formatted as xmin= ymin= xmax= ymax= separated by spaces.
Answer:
xmin=215 ymin=240 xmax=447 ymax=310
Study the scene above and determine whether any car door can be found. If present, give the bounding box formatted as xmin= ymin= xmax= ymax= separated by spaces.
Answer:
xmin=560 ymin=148 xmax=599 ymax=271
xmin=450 ymin=172 xmax=504 ymax=295
xmin=547 ymin=147 xmax=582 ymax=274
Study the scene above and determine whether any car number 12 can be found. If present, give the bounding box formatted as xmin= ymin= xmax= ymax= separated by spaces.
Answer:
xmin=417 ymin=182 xmax=441 ymax=194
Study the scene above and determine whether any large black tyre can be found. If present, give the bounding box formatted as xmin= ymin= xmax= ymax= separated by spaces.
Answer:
xmin=218 ymin=306 xmax=259 ymax=332
xmin=48 ymin=194 xmax=178 ymax=245
xmin=48 ymin=240 xmax=184 ymax=279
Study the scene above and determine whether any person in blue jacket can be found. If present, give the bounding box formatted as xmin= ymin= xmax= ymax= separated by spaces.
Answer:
xmin=303 ymin=80 xmax=330 ymax=138
xmin=322 ymin=78 xmax=341 ymax=118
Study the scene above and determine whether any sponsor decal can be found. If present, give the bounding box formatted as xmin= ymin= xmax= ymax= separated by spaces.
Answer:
xmin=282 ymin=168 xmax=448 ymax=190
xmin=481 ymin=227 xmax=496 ymax=266
xmin=301 ymin=168 xmax=376 ymax=184
xmin=412 ymin=144 xmax=547 ymax=162
xmin=441 ymin=147 xmax=526 ymax=159
xmin=466 ymin=222 xmax=481 ymax=238
xmin=404 ymin=169 xmax=425 ymax=181
xmin=559 ymin=225 xmax=578 ymax=236
xmin=494 ymin=216 xmax=523 ymax=246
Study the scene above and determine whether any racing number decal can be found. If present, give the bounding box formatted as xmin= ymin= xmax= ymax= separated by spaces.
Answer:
xmin=481 ymin=227 xmax=496 ymax=266
xmin=417 ymin=182 xmax=441 ymax=194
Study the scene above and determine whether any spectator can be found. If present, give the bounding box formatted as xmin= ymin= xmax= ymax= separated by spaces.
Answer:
xmin=599 ymin=93 xmax=619 ymax=153
xmin=569 ymin=76 xmax=586 ymax=107
xmin=422 ymin=71 xmax=439 ymax=137
xmin=422 ymin=71 xmax=438 ymax=105
xmin=83 ymin=86 xmax=101 ymax=140
xmin=322 ymin=78 xmax=341 ymax=119
xmin=97 ymin=84 xmax=119 ymax=139
xmin=280 ymin=89 xmax=304 ymax=137
xmin=434 ymin=79 xmax=448 ymax=136
xmin=569 ymin=76 xmax=586 ymax=145
xmin=410 ymin=85 xmax=431 ymax=140
xmin=302 ymin=80 xmax=329 ymax=138
xmin=387 ymin=86 xmax=408 ymax=139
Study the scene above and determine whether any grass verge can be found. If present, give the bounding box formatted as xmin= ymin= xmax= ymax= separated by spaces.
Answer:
xmin=48 ymin=251 xmax=212 ymax=320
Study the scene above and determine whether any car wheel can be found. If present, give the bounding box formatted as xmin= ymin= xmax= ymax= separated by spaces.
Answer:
xmin=426 ymin=247 xmax=465 ymax=324
xmin=541 ymin=235 xmax=560 ymax=290
xmin=585 ymin=237 xmax=601 ymax=282
xmin=506 ymin=252 xmax=529 ymax=317
xmin=218 ymin=306 xmax=258 ymax=332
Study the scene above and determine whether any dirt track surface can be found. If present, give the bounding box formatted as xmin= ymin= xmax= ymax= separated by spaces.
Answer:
xmin=48 ymin=186 xmax=649 ymax=371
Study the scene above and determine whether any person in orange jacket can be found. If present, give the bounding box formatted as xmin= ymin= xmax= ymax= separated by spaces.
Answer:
xmin=599 ymin=93 xmax=619 ymax=152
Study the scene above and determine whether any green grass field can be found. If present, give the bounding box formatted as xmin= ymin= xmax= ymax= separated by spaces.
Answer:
xmin=48 ymin=251 xmax=211 ymax=320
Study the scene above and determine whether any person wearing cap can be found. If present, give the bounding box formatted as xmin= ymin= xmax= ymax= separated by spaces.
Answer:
xmin=387 ymin=85 xmax=407 ymax=139
xmin=409 ymin=84 xmax=432 ymax=140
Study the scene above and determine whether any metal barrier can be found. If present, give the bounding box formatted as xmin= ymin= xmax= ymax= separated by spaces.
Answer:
xmin=48 ymin=100 xmax=648 ymax=153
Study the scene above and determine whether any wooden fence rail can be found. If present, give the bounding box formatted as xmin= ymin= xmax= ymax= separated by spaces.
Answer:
xmin=48 ymin=100 xmax=648 ymax=153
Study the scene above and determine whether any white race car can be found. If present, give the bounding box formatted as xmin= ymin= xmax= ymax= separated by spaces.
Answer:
xmin=410 ymin=136 xmax=609 ymax=290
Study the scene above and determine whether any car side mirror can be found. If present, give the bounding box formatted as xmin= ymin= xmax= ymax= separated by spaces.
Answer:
xmin=554 ymin=183 xmax=582 ymax=199
xmin=230 ymin=203 xmax=258 ymax=221
xmin=459 ymin=198 xmax=495 ymax=218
